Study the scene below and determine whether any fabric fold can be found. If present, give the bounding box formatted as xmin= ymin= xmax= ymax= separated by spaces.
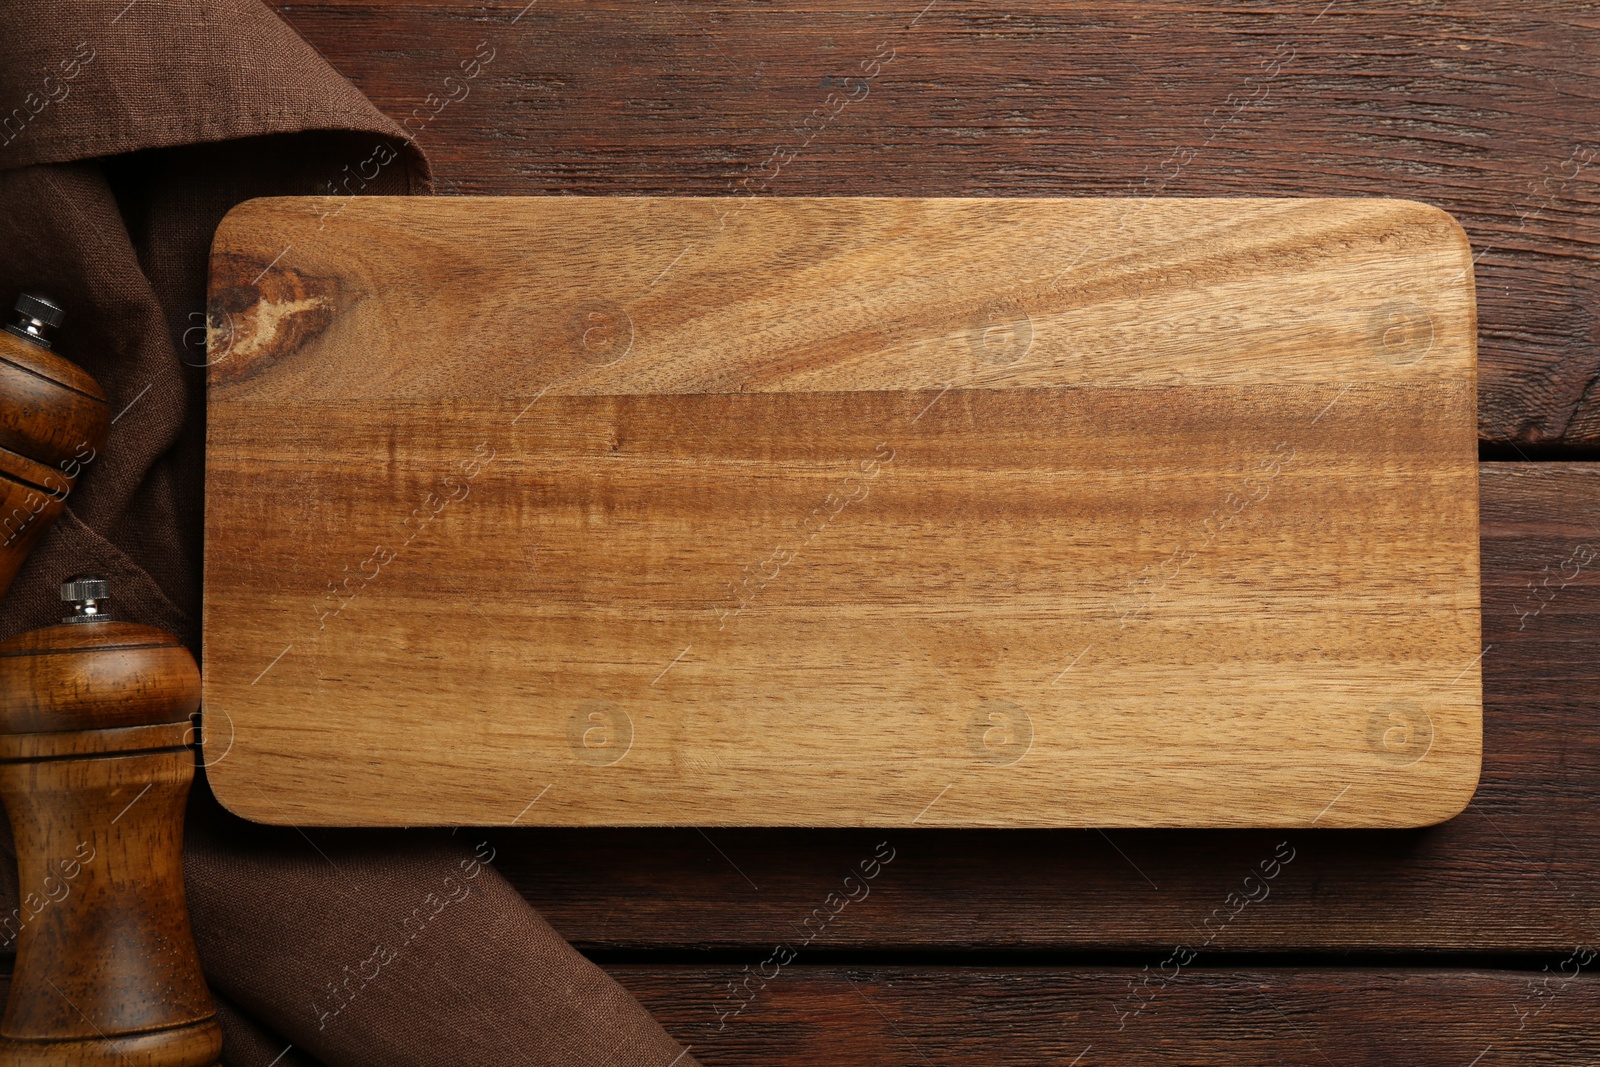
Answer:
xmin=2 ymin=0 xmax=423 ymax=170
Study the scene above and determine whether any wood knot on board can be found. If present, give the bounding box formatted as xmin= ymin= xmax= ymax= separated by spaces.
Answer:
xmin=206 ymin=253 xmax=338 ymax=386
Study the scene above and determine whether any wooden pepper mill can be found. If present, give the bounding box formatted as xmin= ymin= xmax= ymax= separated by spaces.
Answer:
xmin=0 ymin=295 xmax=220 ymax=1066
xmin=0 ymin=293 xmax=108 ymax=582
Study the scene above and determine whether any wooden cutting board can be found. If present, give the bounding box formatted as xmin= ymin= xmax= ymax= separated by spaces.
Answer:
xmin=202 ymin=196 xmax=1480 ymax=828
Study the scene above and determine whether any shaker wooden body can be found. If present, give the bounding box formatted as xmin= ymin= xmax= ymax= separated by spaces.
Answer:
xmin=0 ymin=621 xmax=219 ymax=1066
xmin=0 ymin=324 xmax=107 ymax=589
xmin=0 ymin=298 xmax=214 ymax=1063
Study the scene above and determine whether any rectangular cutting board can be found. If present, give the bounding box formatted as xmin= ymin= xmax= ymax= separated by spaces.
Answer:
xmin=203 ymin=196 xmax=1480 ymax=828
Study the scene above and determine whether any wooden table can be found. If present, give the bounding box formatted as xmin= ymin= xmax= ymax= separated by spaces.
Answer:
xmin=270 ymin=3 xmax=1600 ymax=1061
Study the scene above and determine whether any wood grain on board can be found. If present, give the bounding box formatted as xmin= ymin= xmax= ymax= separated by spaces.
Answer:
xmin=203 ymin=195 xmax=1479 ymax=829
xmin=269 ymin=0 xmax=1600 ymax=451
xmin=474 ymin=464 xmax=1600 ymax=954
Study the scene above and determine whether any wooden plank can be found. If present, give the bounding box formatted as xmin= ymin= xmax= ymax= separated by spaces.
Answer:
xmin=202 ymin=195 xmax=1479 ymax=829
xmin=613 ymin=965 xmax=1600 ymax=1065
xmin=492 ymin=464 xmax=1600 ymax=952
xmin=269 ymin=0 xmax=1600 ymax=451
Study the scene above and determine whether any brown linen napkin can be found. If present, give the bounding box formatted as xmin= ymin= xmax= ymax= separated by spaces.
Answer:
xmin=0 ymin=3 xmax=697 ymax=1065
